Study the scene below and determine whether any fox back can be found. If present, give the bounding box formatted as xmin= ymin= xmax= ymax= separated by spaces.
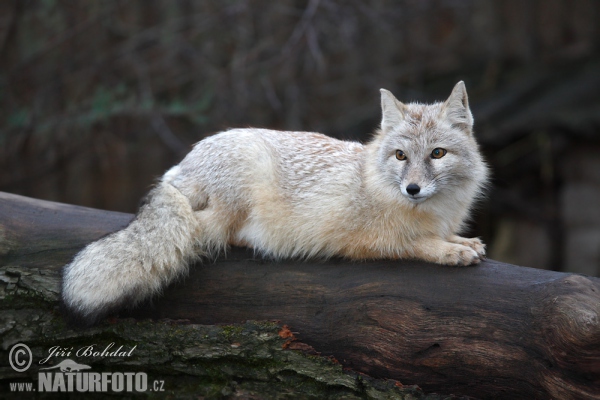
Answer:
xmin=62 ymin=81 xmax=489 ymax=325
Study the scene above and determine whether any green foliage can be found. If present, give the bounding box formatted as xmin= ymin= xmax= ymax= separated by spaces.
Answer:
xmin=7 ymin=109 xmax=30 ymax=129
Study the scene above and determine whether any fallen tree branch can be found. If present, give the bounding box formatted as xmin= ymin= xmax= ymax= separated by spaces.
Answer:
xmin=1 ymin=191 xmax=599 ymax=399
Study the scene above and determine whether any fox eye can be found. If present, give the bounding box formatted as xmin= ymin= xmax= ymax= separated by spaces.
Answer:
xmin=396 ymin=150 xmax=407 ymax=161
xmin=431 ymin=148 xmax=447 ymax=159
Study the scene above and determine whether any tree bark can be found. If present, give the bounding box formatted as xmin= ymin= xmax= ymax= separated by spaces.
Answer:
xmin=1 ymin=191 xmax=599 ymax=399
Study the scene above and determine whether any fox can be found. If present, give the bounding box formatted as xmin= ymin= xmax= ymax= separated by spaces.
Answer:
xmin=62 ymin=81 xmax=489 ymax=325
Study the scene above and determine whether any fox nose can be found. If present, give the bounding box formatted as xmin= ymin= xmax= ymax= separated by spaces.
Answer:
xmin=406 ymin=183 xmax=421 ymax=196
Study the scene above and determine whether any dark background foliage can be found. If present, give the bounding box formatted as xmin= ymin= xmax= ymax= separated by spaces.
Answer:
xmin=1 ymin=0 xmax=599 ymax=275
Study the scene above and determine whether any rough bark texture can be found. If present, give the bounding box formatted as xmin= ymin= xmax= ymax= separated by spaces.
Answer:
xmin=1 ymin=191 xmax=600 ymax=399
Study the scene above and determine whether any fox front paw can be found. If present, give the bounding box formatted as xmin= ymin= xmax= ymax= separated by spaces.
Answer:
xmin=449 ymin=236 xmax=486 ymax=259
xmin=443 ymin=244 xmax=481 ymax=266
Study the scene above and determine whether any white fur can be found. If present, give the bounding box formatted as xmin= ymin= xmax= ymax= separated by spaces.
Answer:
xmin=62 ymin=81 xmax=489 ymax=324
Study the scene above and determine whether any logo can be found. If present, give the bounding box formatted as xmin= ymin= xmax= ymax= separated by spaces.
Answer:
xmin=39 ymin=359 xmax=91 ymax=372
xmin=7 ymin=343 xmax=165 ymax=394
xmin=9 ymin=343 xmax=32 ymax=372
xmin=37 ymin=370 xmax=150 ymax=393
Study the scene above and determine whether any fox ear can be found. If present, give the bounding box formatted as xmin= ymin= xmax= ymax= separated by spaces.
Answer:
xmin=443 ymin=81 xmax=473 ymax=134
xmin=380 ymin=89 xmax=406 ymax=132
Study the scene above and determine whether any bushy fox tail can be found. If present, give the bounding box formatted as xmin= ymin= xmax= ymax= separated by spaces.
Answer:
xmin=61 ymin=182 xmax=203 ymax=326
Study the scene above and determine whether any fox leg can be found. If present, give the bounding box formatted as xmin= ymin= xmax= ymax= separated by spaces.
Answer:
xmin=448 ymin=235 xmax=486 ymax=259
xmin=61 ymin=182 xmax=209 ymax=326
xmin=408 ymin=236 xmax=482 ymax=266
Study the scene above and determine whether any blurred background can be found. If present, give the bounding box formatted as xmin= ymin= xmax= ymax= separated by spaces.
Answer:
xmin=1 ymin=0 xmax=599 ymax=276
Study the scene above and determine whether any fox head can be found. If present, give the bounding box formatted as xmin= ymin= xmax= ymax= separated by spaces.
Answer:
xmin=372 ymin=81 xmax=488 ymax=207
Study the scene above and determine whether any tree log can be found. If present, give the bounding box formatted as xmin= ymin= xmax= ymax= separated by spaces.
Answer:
xmin=1 ymin=191 xmax=599 ymax=399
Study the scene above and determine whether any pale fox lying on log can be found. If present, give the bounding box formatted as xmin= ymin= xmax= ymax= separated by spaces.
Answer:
xmin=62 ymin=81 xmax=489 ymax=325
